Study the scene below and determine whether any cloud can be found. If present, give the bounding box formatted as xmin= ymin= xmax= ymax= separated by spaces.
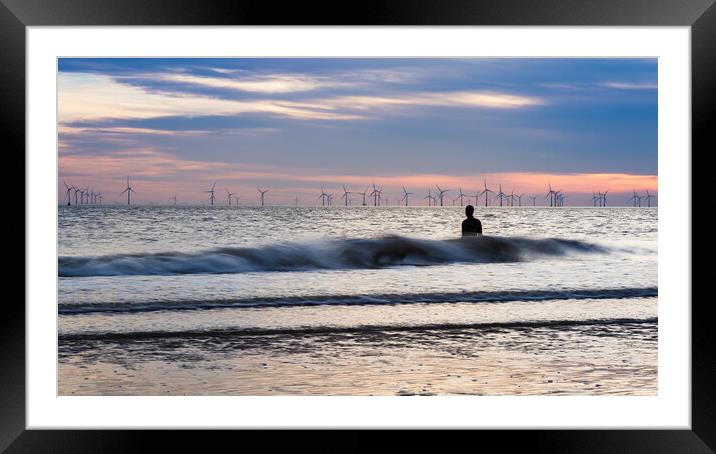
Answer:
xmin=58 ymin=72 xmax=366 ymax=123
xmin=157 ymin=72 xmax=357 ymax=93
xmin=319 ymin=91 xmax=544 ymax=111
xmin=59 ymin=72 xmax=545 ymax=124
xmin=601 ymin=82 xmax=658 ymax=90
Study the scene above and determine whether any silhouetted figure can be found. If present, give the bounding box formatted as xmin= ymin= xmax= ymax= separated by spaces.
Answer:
xmin=462 ymin=205 xmax=482 ymax=237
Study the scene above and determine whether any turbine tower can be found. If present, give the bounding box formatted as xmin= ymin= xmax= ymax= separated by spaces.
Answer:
xmin=257 ymin=187 xmax=269 ymax=207
xmin=530 ymin=195 xmax=537 ymax=206
xmin=120 ymin=177 xmax=136 ymax=205
xmin=172 ymin=193 xmax=178 ymax=206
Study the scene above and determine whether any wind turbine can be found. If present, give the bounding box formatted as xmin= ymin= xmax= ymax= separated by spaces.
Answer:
xmin=225 ymin=189 xmax=235 ymax=206
xmin=425 ymin=188 xmax=435 ymax=206
xmin=545 ymin=183 xmax=557 ymax=207
xmin=77 ymin=187 xmax=84 ymax=205
xmin=530 ymin=195 xmax=537 ymax=206
xmin=203 ymin=183 xmax=217 ymax=206
xmin=455 ymin=187 xmax=466 ymax=207
xmin=318 ymin=185 xmax=329 ymax=206
xmin=480 ymin=180 xmax=494 ymax=207
xmin=257 ymin=187 xmax=269 ymax=206
xmin=294 ymin=196 xmax=299 ymax=206
xmin=172 ymin=193 xmax=178 ymax=206
xmin=120 ymin=176 xmax=136 ymax=205
xmin=508 ymin=189 xmax=516 ymax=207
xmin=644 ymin=190 xmax=656 ymax=207
xmin=628 ymin=188 xmax=640 ymax=207
xmin=63 ymin=181 xmax=74 ymax=206
xmin=356 ymin=186 xmax=369 ymax=206
xmin=556 ymin=191 xmax=566 ymax=207
xmin=602 ymin=190 xmax=609 ymax=207
xmin=495 ymin=185 xmax=506 ymax=207
xmin=556 ymin=192 xmax=566 ymax=207
xmin=435 ymin=185 xmax=449 ymax=206
xmin=97 ymin=193 xmax=103 ymax=205
xmin=400 ymin=186 xmax=414 ymax=206
xmin=375 ymin=186 xmax=385 ymax=206
xmin=592 ymin=192 xmax=600 ymax=207
xmin=341 ymin=185 xmax=352 ymax=206
xmin=72 ymin=186 xmax=80 ymax=205
xmin=516 ymin=193 xmax=524 ymax=207
xmin=370 ymin=181 xmax=381 ymax=206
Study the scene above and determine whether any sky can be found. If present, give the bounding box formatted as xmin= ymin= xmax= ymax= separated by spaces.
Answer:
xmin=57 ymin=58 xmax=657 ymax=206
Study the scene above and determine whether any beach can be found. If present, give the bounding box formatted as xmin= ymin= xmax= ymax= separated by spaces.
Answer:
xmin=58 ymin=206 xmax=658 ymax=395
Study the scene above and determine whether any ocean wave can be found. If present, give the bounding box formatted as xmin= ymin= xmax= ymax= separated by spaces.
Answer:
xmin=58 ymin=234 xmax=607 ymax=277
xmin=58 ymin=317 xmax=658 ymax=342
xmin=58 ymin=287 xmax=656 ymax=314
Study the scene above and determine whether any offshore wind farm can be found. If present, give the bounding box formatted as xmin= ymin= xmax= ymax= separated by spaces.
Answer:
xmin=61 ymin=176 xmax=654 ymax=208
xmin=57 ymin=57 xmax=657 ymax=396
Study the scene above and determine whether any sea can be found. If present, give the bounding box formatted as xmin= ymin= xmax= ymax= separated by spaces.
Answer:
xmin=57 ymin=206 xmax=658 ymax=395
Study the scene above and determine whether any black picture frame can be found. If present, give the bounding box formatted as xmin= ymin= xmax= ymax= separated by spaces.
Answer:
xmin=6 ymin=0 xmax=711 ymax=451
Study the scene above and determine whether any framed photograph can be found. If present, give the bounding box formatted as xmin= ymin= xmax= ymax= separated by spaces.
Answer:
xmin=8 ymin=0 xmax=712 ymax=450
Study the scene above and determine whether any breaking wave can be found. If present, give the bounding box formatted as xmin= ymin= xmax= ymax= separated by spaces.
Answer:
xmin=59 ymin=234 xmax=607 ymax=277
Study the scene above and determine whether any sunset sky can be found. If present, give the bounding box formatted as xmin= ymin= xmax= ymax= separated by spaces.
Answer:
xmin=58 ymin=58 xmax=657 ymax=206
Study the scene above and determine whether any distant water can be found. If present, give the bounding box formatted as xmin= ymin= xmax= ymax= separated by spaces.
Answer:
xmin=58 ymin=206 xmax=657 ymax=395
